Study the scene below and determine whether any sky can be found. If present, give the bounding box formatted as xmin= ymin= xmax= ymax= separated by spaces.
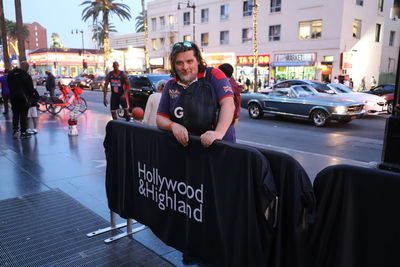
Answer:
xmin=3 ymin=0 xmax=144 ymax=49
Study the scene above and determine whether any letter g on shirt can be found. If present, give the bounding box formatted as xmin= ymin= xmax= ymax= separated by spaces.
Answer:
xmin=174 ymin=107 xmax=184 ymax=118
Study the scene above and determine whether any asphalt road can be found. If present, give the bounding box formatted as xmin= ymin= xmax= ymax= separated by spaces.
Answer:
xmin=38 ymin=86 xmax=387 ymax=164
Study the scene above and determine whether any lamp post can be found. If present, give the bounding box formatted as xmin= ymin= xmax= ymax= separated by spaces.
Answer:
xmin=72 ymin=29 xmax=85 ymax=73
xmin=178 ymin=1 xmax=196 ymax=43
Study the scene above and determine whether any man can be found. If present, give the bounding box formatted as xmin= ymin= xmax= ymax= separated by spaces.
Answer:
xmin=218 ymin=63 xmax=242 ymax=125
xmin=156 ymin=41 xmax=235 ymax=148
xmin=0 ymin=69 xmax=10 ymax=114
xmin=45 ymin=70 xmax=56 ymax=97
xmin=7 ymin=61 xmax=35 ymax=138
xmin=333 ymin=76 xmax=339 ymax=84
xmin=103 ymin=61 xmax=130 ymax=120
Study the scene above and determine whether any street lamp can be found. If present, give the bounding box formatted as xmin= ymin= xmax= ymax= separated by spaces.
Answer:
xmin=178 ymin=1 xmax=196 ymax=43
xmin=71 ymin=29 xmax=85 ymax=58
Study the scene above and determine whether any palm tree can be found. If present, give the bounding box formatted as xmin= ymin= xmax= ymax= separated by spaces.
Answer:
xmin=140 ymin=0 xmax=150 ymax=73
xmin=3 ymin=19 xmax=29 ymax=58
xmin=14 ymin=0 xmax=26 ymax=62
xmin=135 ymin=11 xmax=144 ymax=32
xmin=0 ymin=0 xmax=11 ymax=69
xmin=92 ymin=22 xmax=116 ymax=48
xmin=81 ymin=0 xmax=131 ymax=72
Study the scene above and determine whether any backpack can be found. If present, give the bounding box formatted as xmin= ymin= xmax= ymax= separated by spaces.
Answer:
xmin=182 ymin=67 xmax=219 ymax=135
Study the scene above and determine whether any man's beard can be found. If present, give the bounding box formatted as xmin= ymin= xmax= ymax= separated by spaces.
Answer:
xmin=178 ymin=71 xmax=197 ymax=84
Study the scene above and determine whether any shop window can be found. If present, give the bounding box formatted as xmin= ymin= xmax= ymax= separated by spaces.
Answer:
xmin=243 ymin=1 xmax=253 ymax=16
xmin=298 ymin=20 xmax=322 ymax=40
xmin=269 ymin=25 xmax=281 ymax=41
xmin=183 ymin=12 xmax=190 ymax=26
xmin=201 ymin=8 xmax=209 ymax=23
xmin=271 ymin=0 xmax=281 ymax=13
xmin=375 ymin=23 xmax=381 ymax=42
xmin=220 ymin=4 xmax=230 ymax=20
xmin=389 ymin=31 xmax=395 ymax=46
xmin=168 ymin=15 xmax=174 ymax=25
xmin=353 ymin=19 xmax=362 ymax=39
xmin=151 ymin=18 xmax=157 ymax=31
xmin=356 ymin=0 xmax=363 ymax=6
xmin=152 ymin=39 xmax=157 ymax=51
xmin=378 ymin=0 xmax=384 ymax=12
xmin=323 ymin=56 xmax=334 ymax=62
xmin=220 ymin=30 xmax=229 ymax=45
xmin=201 ymin=33 xmax=209 ymax=46
xmin=242 ymin=28 xmax=252 ymax=43
xmin=160 ymin=16 xmax=165 ymax=30
xmin=183 ymin=35 xmax=191 ymax=42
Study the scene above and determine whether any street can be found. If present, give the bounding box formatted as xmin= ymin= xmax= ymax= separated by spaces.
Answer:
xmin=55 ymin=86 xmax=386 ymax=165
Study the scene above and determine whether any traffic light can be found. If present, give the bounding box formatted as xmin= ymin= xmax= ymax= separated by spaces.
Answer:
xmin=83 ymin=59 xmax=88 ymax=69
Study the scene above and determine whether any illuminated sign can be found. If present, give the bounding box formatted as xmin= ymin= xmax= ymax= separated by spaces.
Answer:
xmin=341 ymin=52 xmax=353 ymax=69
xmin=236 ymin=55 xmax=270 ymax=66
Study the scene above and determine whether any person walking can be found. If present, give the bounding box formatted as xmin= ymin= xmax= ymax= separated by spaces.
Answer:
xmin=370 ymin=76 xmax=377 ymax=88
xmin=332 ymin=76 xmax=339 ymax=84
xmin=0 ymin=69 xmax=10 ymax=114
xmin=103 ymin=61 xmax=130 ymax=120
xmin=143 ymin=80 xmax=167 ymax=126
xmin=156 ymin=41 xmax=235 ymax=148
xmin=45 ymin=70 xmax=56 ymax=97
xmin=7 ymin=61 xmax=36 ymax=138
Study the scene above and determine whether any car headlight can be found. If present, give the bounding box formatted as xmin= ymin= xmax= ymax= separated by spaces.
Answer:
xmin=335 ymin=106 xmax=347 ymax=114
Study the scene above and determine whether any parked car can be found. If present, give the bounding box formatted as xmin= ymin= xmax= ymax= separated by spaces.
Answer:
xmin=55 ymin=76 xmax=74 ymax=86
xmin=71 ymin=76 xmax=92 ymax=88
xmin=382 ymin=93 xmax=394 ymax=114
xmin=241 ymin=85 xmax=365 ymax=127
xmin=89 ymin=75 xmax=106 ymax=91
xmin=127 ymin=74 xmax=171 ymax=109
xmin=271 ymin=79 xmax=336 ymax=94
xmin=327 ymin=83 xmax=387 ymax=115
xmin=363 ymin=84 xmax=395 ymax=96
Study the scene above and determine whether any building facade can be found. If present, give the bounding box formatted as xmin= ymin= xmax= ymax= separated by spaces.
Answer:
xmin=24 ymin=22 xmax=48 ymax=52
xmin=147 ymin=0 xmax=400 ymax=89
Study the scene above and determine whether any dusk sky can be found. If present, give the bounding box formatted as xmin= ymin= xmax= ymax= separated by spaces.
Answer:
xmin=3 ymin=0 xmax=143 ymax=49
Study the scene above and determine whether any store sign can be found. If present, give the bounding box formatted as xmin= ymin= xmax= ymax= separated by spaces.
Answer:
xmin=236 ymin=55 xmax=270 ymax=66
xmin=150 ymin=57 xmax=164 ymax=66
xmin=274 ymin=53 xmax=316 ymax=63
xmin=341 ymin=52 xmax=353 ymax=69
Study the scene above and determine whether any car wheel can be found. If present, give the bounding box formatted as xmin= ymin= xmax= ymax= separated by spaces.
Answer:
xmin=338 ymin=118 xmax=352 ymax=124
xmin=248 ymin=103 xmax=263 ymax=119
xmin=311 ymin=109 xmax=328 ymax=127
xmin=387 ymin=101 xmax=393 ymax=114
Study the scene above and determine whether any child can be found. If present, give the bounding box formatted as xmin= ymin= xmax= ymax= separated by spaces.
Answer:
xmin=27 ymin=106 xmax=38 ymax=134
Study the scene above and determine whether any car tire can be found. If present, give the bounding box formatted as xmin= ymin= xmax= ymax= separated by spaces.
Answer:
xmin=387 ymin=101 xmax=393 ymax=114
xmin=311 ymin=109 xmax=328 ymax=127
xmin=248 ymin=103 xmax=263 ymax=119
xmin=338 ymin=118 xmax=352 ymax=124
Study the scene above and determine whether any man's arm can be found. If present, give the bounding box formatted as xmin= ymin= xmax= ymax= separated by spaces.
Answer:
xmin=123 ymin=73 xmax=130 ymax=90
xmin=156 ymin=114 xmax=189 ymax=147
xmin=103 ymin=75 xmax=109 ymax=106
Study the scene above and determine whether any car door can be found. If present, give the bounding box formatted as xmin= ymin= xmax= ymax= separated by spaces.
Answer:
xmin=265 ymin=88 xmax=298 ymax=114
xmin=292 ymin=86 xmax=317 ymax=116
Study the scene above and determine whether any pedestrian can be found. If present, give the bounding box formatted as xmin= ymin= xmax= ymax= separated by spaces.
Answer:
xmin=245 ymin=77 xmax=251 ymax=90
xmin=45 ymin=70 xmax=56 ymax=97
xmin=333 ymin=76 xmax=339 ymax=83
xmin=143 ymin=79 xmax=167 ymax=126
xmin=218 ymin=63 xmax=242 ymax=125
xmin=0 ymin=69 xmax=10 ymax=114
xmin=370 ymin=76 xmax=377 ymax=88
xmin=27 ymin=105 xmax=38 ymax=134
xmin=156 ymin=41 xmax=235 ymax=148
xmin=269 ymin=76 xmax=275 ymax=87
xmin=349 ymin=78 xmax=354 ymax=89
xmin=343 ymin=77 xmax=350 ymax=87
xmin=103 ymin=61 xmax=131 ymax=121
xmin=7 ymin=61 xmax=36 ymax=138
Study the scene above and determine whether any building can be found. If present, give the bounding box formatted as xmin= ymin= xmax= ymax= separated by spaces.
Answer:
xmin=24 ymin=22 xmax=48 ymax=51
xmin=147 ymin=0 xmax=400 ymax=89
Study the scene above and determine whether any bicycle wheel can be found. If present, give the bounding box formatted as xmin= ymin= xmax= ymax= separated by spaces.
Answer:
xmin=37 ymin=103 xmax=47 ymax=112
xmin=46 ymin=104 xmax=63 ymax=115
xmin=77 ymin=97 xmax=87 ymax=113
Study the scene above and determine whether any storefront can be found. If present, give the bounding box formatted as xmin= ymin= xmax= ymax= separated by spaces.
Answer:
xmin=202 ymin=53 xmax=235 ymax=69
xmin=270 ymin=53 xmax=316 ymax=81
xmin=236 ymin=54 xmax=270 ymax=89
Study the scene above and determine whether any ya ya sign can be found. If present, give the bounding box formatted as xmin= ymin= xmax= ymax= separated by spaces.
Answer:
xmin=236 ymin=55 xmax=270 ymax=66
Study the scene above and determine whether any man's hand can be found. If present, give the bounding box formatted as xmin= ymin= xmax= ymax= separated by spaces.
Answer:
xmin=171 ymin=123 xmax=189 ymax=147
xmin=200 ymin=130 xmax=223 ymax=147
xmin=103 ymin=97 xmax=108 ymax=107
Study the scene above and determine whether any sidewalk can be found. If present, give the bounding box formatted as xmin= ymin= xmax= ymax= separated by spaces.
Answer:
xmin=0 ymin=106 xmax=372 ymax=266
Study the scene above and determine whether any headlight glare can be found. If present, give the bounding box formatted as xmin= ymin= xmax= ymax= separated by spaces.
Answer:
xmin=335 ymin=106 xmax=347 ymax=114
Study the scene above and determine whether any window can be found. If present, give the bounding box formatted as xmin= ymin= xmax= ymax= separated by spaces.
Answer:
xmin=356 ymin=0 xmax=363 ymax=6
xmin=168 ymin=15 xmax=174 ymax=25
xmin=269 ymin=25 xmax=281 ymax=41
xmin=271 ymin=0 xmax=281 ymax=12
xmin=353 ymin=19 xmax=362 ymax=39
xmin=160 ymin=16 xmax=165 ymax=29
xmin=220 ymin=4 xmax=230 ymax=20
xmin=389 ymin=31 xmax=395 ymax=46
xmin=183 ymin=12 xmax=190 ymax=26
xmin=183 ymin=35 xmax=191 ymax=42
xmin=378 ymin=0 xmax=384 ymax=12
xmin=152 ymin=39 xmax=157 ymax=50
xmin=169 ymin=36 xmax=175 ymax=45
xmin=298 ymin=20 xmax=322 ymax=40
xmin=201 ymin=8 xmax=209 ymax=23
xmin=220 ymin=30 xmax=229 ymax=45
xmin=160 ymin=37 xmax=165 ymax=47
xmin=151 ymin=18 xmax=157 ymax=31
xmin=243 ymin=1 xmax=253 ymax=16
xmin=242 ymin=28 xmax=252 ymax=43
xmin=201 ymin=33 xmax=209 ymax=46
xmin=375 ymin=23 xmax=381 ymax=42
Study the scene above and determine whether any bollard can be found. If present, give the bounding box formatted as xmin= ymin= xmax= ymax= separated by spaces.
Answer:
xmin=68 ymin=103 xmax=80 ymax=136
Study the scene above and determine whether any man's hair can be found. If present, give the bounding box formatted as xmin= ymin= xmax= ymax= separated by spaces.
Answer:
xmin=218 ymin=63 xmax=233 ymax=78
xmin=156 ymin=79 xmax=167 ymax=92
xmin=169 ymin=42 xmax=207 ymax=78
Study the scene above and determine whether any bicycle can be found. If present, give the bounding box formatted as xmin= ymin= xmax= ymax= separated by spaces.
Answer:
xmin=44 ymin=85 xmax=88 ymax=115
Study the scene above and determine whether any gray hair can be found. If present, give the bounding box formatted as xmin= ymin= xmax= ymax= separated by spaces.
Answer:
xmin=156 ymin=79 xmax=167 ymax=92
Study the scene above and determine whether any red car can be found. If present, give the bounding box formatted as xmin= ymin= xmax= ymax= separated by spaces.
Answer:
xmin=382 ymin=93 xmax=394 ymax=114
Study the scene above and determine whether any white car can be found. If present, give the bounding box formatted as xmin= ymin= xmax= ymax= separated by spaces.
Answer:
xmin=327 ymin=83 xmax=387 ymax=115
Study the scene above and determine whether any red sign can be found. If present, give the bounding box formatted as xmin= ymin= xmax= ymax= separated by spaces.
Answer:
xmin=236 ymin=55 xmax=270 ymax=66
xmin=341 ymin=52 xmax=353 ymax=69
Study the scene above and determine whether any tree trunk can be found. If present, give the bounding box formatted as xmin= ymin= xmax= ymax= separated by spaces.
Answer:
xmin=252 ymin=0 xmax=259 ymax=92
xmin=0 ymin=0 xmax=11 ymax=69
xmin=141 ymin=0 xmax=150 ymax=73
xmin=14 ymin=0 xmax=26 ymax=62
xmin=103 ymin=0 xmax=110 ymax=73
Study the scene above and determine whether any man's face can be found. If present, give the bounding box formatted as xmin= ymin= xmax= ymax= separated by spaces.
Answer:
xmin=113 ymin=63 xmax=119 ymax=71
xmin=174 ymin=50 xmax=199 ymax=85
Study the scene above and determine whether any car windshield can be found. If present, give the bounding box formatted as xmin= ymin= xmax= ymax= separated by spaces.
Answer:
xmin=310 ymin=82 xmax=335 ymax=94
xmin=147 ymin=75 xmax=171 ymax=87
xmin=330 ymin=84 xmax=352 ymax=93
